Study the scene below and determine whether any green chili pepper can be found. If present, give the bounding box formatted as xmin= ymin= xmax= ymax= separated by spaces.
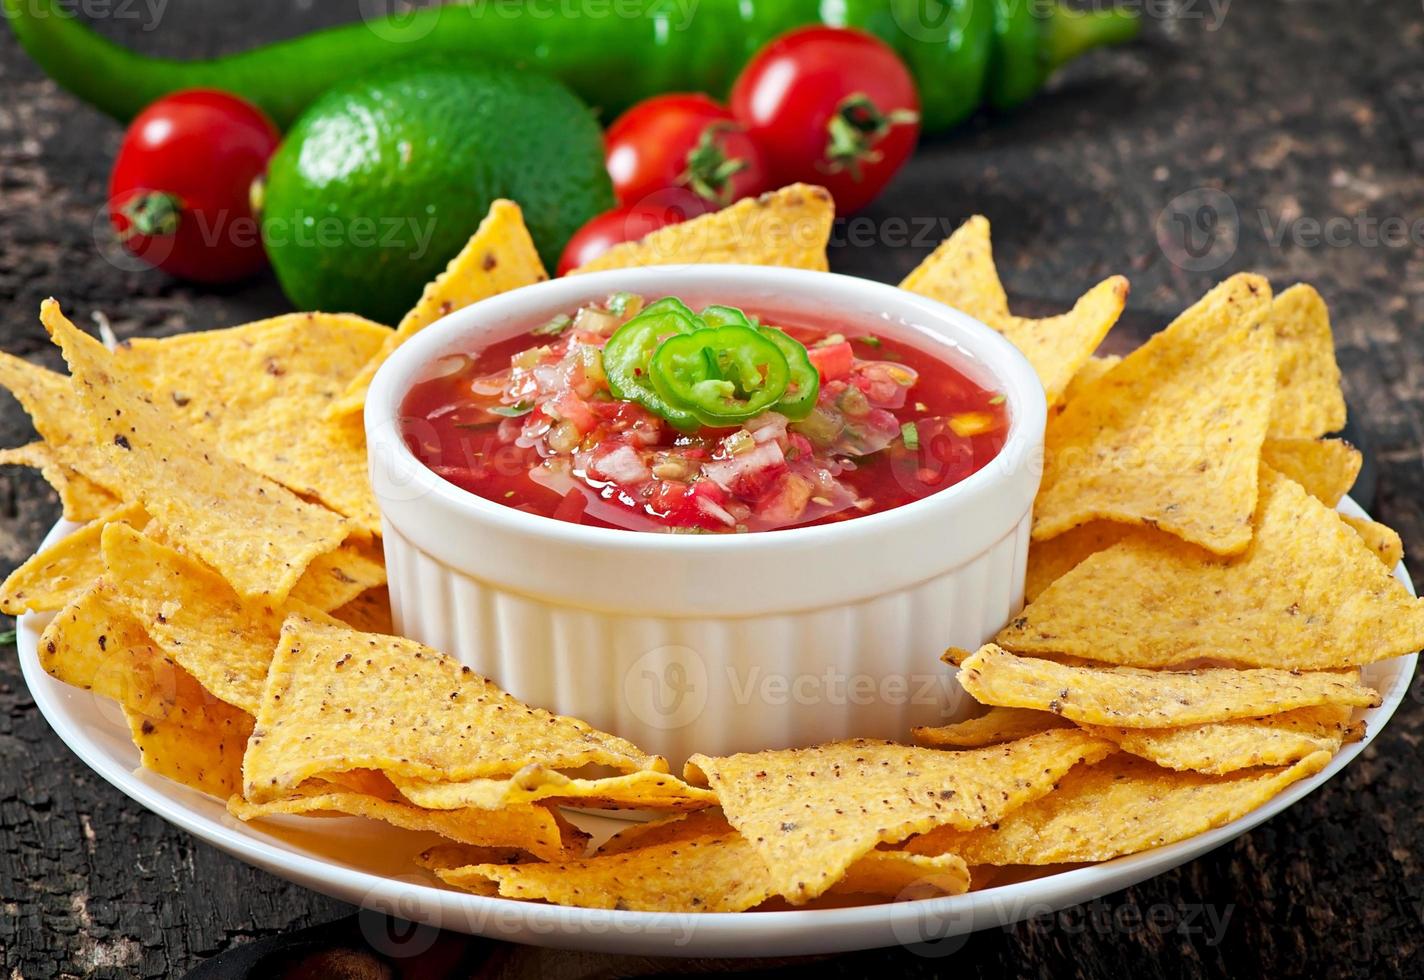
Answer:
xmin=700 ymin=305 xmax=820 ymax=421
xmin=650 ymin=324 xmax=790 ymax=427
xmin=603 ymin=301 xmax=700 ymax=431
xmin=3 ymin=0 xmax=1139 ymax=133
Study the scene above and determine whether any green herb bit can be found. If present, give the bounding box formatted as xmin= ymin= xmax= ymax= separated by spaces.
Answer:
xmin=490 ymin=400 xmax=536 ymax=418
xmin=989 ymin=394 xmax=1007 ymax=405
xmin=901 ymin=421 xmax=921 ymax=450
xmin=857 ymin=335 xmax=883 ymax=348
xmin=532 ymin=314 xmax=573 ymax=337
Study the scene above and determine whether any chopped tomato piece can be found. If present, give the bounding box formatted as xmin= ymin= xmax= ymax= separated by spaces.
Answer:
xmin=808 ymin=341 xmax=854 ymax=382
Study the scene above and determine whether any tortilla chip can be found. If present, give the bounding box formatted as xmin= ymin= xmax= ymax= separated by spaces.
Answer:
xmin=1000 ymin=468 xmax=1424 ymax=669
xmin=391 ymin=766 xmax=716 ymax=812
xmin=1032 ymin=274 xmax=1275 ymax=555
xmin=904 ymin=751 xmax=1330 ymax=865
xmin=125 ymin=698 xmax=253 ymax=798
xmin=957 ymin=644 xmax=1380 ymax=728
xmin=0 ymin=441 xmax=120 ymax=521
xmin=0 ymin=353 xmax=126 ymax=496
xmin=1266 ymin=284 xmax=1346 ymax=438
xmin=330 ymin=200 xmax=548 ymax=419
xmin=1023 ymin=521 xmax=1159 ymax=604
xmin=1341 ymin=515 xmax=1404 ymax=569
xmin=912 ymin=707 xmax=1072 ymax=748
xmin=100 ymin=522 xmax=309 ymax=714
xmin=288 ymin=541 xmax=386 ymax=612
xmin=242 ymin=613 xmax=661 ymax=802
xmin=1061 ymin=355 xmax=1121 ymax=407
xmin=415 ymin=843 xmax=533 ymax=872
xmin=682 ymin=729 xmax=1113 ymax=903
xmin=899 ymin=217 xmax=1127 ymax=405
xmin=438 ymin=833 xmax=970 ymax=911
xmin=331 ymin=586 xmax=395 ymax=635
xmin=0 ymin=501 xmax=146 ymax=614
xmin=1080 ymin=705 xmax=1360 ymax=775
xmin=570 ymin=184 xmax=834 ymax=275
xmin=1260 ymin=437 xmax=1360 ymax=506
xmin=229 ymin=780 xmax=585 ymax=862
xmin=114 ymin=313 xmax=388 ymax=536
xmin=41 ymin=301 xmax=352 ymax=601
xmin=596 ymin=810 xmax=735 ymax=856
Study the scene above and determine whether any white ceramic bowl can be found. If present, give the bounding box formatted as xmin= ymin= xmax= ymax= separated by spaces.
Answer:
xmin=366 ymin=266 xmax=1047 ymax=761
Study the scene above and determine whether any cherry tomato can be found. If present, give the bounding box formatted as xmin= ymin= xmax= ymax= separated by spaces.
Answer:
xmin=730 ymin=27 xmax=921 ymax=214
xmin=557 ymin=188 xmax=715 ymax=276
xmin=605 ymin=94 xmax=770 ymax=208
xmin=108 ymin=90 xmax=280 ymax=283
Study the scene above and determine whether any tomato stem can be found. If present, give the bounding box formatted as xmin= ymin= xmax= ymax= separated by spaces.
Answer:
xmin=822 ymin=93 xmax=919 ymax=183
xmin=679 ymin=122 xmax=747 ymax=206
xmin=118 ymin=191 xmax=183 ymax=240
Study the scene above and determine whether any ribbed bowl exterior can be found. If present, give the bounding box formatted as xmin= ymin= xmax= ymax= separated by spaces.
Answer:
xmin=382 ymin=513 xmax=1029 ymax=762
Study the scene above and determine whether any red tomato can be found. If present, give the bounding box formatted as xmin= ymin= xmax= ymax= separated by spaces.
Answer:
xmin=108 ymin=90 xmax=280 ymax=283
xmin=730 ymin=27 xmax=921 ymax=213
xmin=605 ymin=94 xmax=770 ymax=208
xmin=557 ymin=188 xmax=715 ymax=276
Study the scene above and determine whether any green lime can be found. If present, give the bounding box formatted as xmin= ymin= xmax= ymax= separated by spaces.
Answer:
xmin=261 ymin=59 xmax=612 ymax=325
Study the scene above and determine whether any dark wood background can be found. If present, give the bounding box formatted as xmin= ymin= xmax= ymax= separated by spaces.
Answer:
xmin=3 ymin=2 xmax=1423 ymax=977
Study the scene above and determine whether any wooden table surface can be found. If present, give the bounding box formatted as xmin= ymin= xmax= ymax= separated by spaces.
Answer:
xmin=3 ymin=2 xmax=1422 ymax=977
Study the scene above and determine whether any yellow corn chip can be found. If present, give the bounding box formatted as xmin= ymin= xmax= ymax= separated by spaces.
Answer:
xmin=899 ymin=217 xmax=1127 ymax=405
xmin=100 ymin=522 xmax=312 ymax=714
xmin=288 ymin=541 xmax=386 ymax=612
xmin=125 ymin=698 xmax=253 ymax=798
xmin=1266 ymin=284 xmax=1346 ymax=438
xmin=1032 ymin=274 xmax=1276 ymax=555
xmin=0 ymin=441 xmax=120 ymax=521
xmin=1001 ymin=468 xmax=1424 ymax=669
xmin=596 ymin=810 xmax=735 ymax=856
xmin=438 ymin=833 xmax=970 ymax=911
xmin=0 ymin=353 xmax=126 ymax=496
xmin=682 ymin=729 xmax=1113 ymax=903
xmin=904 ymin=751 xmax=1330 ymax=865
xmin=0 ymin=501 xmax=146 ymax=614
xmin=331 ymin=200 xmax=548 ymax=419
xmin=1341 ymin=515 xmax=1404 ymax=569
xmin=115 ymin=313 xmax=388 ymax=535
xmin=391 ymin=766 xmax=716 ymax=812
xmin=571 ymin=184 xmax=834 ymax=275
xmin=415 ymin=843 xmax=533 ymax=872
xmin=1024 ymin=521 xmax=1144 ymax=603
xmin=242 ymin=613 xmax=661 ymax=802
xmin=41 ymin=301 xmax=351 ymax=601
xmin=1080 ymin=705 xmax=1360 ymax=775
xmin=1260 ymin=437 xmax=1360 ymax=506
xmin=912 ymin=707 xmax=1071 ymax=748
xmin=957 ymin=644 xmax=1380 ymax=728
xmin=331 ymin=586 xmax=395 ymax=635
xmin=229 ymin=781 xmax=585 ymax=862
xmin=1061 ymin=355 xmax=1121 ymax=407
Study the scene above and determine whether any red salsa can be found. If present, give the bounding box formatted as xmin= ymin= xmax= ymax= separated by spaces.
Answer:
xmin=399 ymin=293 xmax=1008 ymax=533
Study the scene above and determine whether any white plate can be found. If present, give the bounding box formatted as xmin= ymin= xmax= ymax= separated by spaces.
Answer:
xmin=18 ymin=500 xmax=1418 ymax=958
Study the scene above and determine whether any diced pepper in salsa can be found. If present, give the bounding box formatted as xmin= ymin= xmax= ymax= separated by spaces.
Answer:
xmin=399 ymin=294 xmax=1009 ymax=533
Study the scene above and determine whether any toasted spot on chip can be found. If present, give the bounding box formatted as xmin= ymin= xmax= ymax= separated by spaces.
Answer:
xmin=391 ymin=766 xmax=716 ymax=812
xmin=0 ymin=502 xmax=146 ymax=615
xmin=438 ymin=833 xmax=970 ymax=911
xmin=1001 ymin=468 xmax=1424 ymax=669
xmin=912 ymin=707 xmax=1072 ymax=748
xmin=899 ymin=217 xmax=1127 ymax=405
xmin=41 ymin=301 xmax=351 ymax=601
xmin=116 ymin=313 xmax=390 ymax=535
xmin=331 ymin=200 xmax=548 ymax=419
xmin=241 ymin=614 xmax=662 ymax=801
xmin=571 ymin=184 xmax=834 ymax=275
xmin=1032 ymin=274 xmax=1275 ymax=555
xmin=904 ymin=751 xmax=1330 ymax=864
xmin=0 ymin=440 xmax=120 ymax=521
xmin=1265 ymin=284 xmax=1346 ymax=439
xmin=228 ymin=778 xmax=585 ymax=861
xmin=957 ymin=644 xmax=1380 ymax=728
xmin=682 ymin=729 xmax=1113 ymax=904
xmin=1260 ymin=437 xmax=1360 ymax=506
xmin=1080 ymin=705 xmax=1360 ymax=775
xmin=1341 ymin=514 xmax=1404 ymax=569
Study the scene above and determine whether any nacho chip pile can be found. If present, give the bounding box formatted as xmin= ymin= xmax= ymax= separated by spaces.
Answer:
xmin=4 ymin=191 xmax=1415 ymax=913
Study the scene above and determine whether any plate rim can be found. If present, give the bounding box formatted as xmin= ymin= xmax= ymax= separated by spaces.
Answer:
xmin=16 ymin=498 xmax=1419 ymax=957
